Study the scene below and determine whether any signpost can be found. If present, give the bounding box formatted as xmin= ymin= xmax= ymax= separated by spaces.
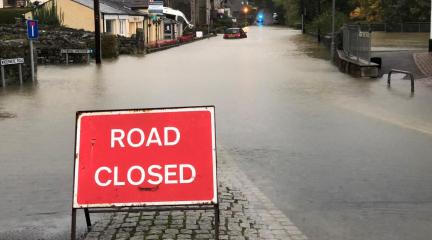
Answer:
xmin=26 ymin=19 xmax=38 ymax=82
xmin=71 ymin=106 xmax=218 ymax=239
xmin=1 ymin=58 xmax=25 ymax=86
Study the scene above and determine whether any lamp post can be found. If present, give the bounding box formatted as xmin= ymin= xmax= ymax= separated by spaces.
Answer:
xmin=243 ymin=6 xmax=248 ymax=26
xmin=330 ymin=0 xmax=335 ymax=61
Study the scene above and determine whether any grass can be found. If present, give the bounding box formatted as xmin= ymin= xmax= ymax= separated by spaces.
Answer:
xmin=372 ymin=32 xmax=429 ymax=49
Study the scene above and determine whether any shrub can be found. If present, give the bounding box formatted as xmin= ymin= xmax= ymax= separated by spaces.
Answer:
xmin=0 ymin=8 xmax=31 ymax=24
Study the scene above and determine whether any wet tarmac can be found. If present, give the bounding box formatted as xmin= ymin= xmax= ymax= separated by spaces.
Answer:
xmin=1 ymin=26 xmax=432 ymax=240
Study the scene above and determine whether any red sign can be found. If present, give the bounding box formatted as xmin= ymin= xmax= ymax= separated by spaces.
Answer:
xmin=73 ymin=107 xmax=216 ymax=208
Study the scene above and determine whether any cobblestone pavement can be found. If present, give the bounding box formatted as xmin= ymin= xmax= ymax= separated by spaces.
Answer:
xmin=413 ymin=52 xmax=432 ymax=77
xmin=83 ymin=148 xmax=308 ymax=240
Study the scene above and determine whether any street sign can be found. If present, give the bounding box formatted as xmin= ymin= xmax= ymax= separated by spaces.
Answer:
xmin=73 ymin=106 xmax=217 ymax=208
xmin=1 ymin=58 xmax=24 ymax=66
xmin=359 ymin=31 xmax=370 ymax=38
xmin=148 ymin=0 xmax=164 ymax=14
xmin=61 ymin=49 xmax=92 ymax=54
xmin=26 ymin=20 xmax=39 ymax=39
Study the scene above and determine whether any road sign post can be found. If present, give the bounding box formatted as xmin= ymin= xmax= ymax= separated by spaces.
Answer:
xmin=71 ymin=106 xmax=219 ymax=239
xmin=26 ymin=20 xmax=38 ymax=82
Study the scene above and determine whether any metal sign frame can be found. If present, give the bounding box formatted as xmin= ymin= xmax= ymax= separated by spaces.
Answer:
xmin=60 ymin=49 xmax=92 ymax=64
xmin=1 ymin=58 xmax=25 ymax=86
xmin=71 ymin=106 xmax=219 ymax=240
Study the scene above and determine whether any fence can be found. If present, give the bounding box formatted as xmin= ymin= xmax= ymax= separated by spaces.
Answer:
xmin=342 ymin=24 xmax=371 ymax=63
xmin=358 ymin=22 xmax=430 ymax=32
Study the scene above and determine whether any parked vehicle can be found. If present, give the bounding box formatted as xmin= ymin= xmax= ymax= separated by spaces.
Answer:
xmin=223 ymin=28 xmax=247 ymax=39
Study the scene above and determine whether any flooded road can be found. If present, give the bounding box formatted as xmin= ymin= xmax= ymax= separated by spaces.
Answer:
xmin=1 ymin=26 xmax=432 ymax=240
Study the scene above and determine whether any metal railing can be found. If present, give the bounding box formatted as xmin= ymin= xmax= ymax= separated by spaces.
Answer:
xmin=358 ymin=22 xmax=430 ymax=32
xmin=387 ymin=69 xmax=415 ymax=93
xmin=342 ymin=24 xmax=371 ymax=63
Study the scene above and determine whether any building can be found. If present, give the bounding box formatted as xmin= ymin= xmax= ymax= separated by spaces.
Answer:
xmin=171 ymin=0 xmax=211 ymax=26
xmin=24 ymin=0 xmax=191 ymax=47
xmin=25 ymin=0 xmax=146 ymax=37
xmin=1 ymin=0 xmax=26 ymax=8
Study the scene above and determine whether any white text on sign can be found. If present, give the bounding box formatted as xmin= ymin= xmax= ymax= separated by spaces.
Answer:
xmin=111 ymin=127 xmax=180 ymax=148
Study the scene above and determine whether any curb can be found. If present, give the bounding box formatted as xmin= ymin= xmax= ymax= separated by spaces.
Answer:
xmin=146 ymin=34 xmax=218 ymax=54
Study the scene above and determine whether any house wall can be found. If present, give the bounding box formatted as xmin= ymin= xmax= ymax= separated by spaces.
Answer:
xmin=103 ymin=15 xmax=144 ymax=37
xmin=56 ymin=0 xmax=95 ymax=31
xmin=24 ymin=0 xmax=95 ymax=31
xmin=144 ymin=16 xmax=164 ymax=44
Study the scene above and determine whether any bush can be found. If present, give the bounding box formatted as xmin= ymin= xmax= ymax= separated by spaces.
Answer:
xmin=32 ymin=0 xmax=63 ymax=26
xmin=309 ymin=11 xmax=348 ymax=35
xmin=101 ymin=34 xmax=119 ymax=58
xmin=0 ymin=8 xmax=31 ymax=24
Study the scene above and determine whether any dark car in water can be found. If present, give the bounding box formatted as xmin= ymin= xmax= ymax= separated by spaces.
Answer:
xmin=223 ymin=28 xmax=247 ymax=39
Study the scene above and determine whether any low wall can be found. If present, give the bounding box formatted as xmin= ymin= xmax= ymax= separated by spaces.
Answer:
xmin=0 ymin=24 xmax=145 ymax=64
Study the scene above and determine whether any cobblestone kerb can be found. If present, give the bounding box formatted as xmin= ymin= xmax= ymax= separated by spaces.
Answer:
xmin=413 ymin=52 xmax=432 ymax=77
xmin=83 ymin=148 xmax=308 ymax=240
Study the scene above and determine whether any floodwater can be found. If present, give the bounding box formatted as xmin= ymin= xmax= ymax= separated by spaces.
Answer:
xmin=1 ymin=26 xmax=432 ymax=240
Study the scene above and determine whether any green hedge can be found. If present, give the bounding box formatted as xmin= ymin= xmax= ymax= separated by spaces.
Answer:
xmin=0 ymin=8 xmax=31 ymax=24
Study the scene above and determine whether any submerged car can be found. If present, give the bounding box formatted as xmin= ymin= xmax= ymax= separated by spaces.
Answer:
xmin=223 ymin=28 xmax=247 ymax=39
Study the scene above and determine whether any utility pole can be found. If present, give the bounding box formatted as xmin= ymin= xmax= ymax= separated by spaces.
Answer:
xmin=301 ymin=0 xmax=305 ymax=34
xmin=94 ymin=0 xmax=101 ymax=64
xmin=191 ymin=0 xmax=196 ymax=26
xmin=330 ymin=0 xmax=335 ymax=61
xmin=317 ymin=0 xmax=321 ymax=42
xmin=429 ymin=3 xmax=432 ymax=52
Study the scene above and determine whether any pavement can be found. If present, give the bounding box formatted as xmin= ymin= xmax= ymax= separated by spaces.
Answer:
xmin=372 ymin=51 xmax=425 ymax=79
xmin=413 ymin=52 xmax=432 ymax=77
xmin=82 ymin=148 xmax=308 ymax=240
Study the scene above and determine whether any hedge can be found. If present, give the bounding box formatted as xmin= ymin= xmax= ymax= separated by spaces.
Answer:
xmin=0 ymin=8 xmax=31 ymax=24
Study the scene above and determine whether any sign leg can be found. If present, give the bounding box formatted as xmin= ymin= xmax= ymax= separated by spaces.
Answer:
xmin=66 ymin=53 xmax=69 ymax=65
xmin=84 ymin=208 xmax=92 ymax=230
xmin=18 ymin=64 xmax=23 ymax=85
xmin=71 ymin=208 xmax=77 ymax=240
xmin=1 ymin=65 xmax=5 ymax=87
xmin=214 ymin=204 xmax=220 ymax=240
xmin=30 ymin=40 xmax=35 ymax=82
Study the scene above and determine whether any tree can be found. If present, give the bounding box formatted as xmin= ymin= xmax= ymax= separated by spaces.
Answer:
xmin=381 ymin=0 xmax=431 ymax=23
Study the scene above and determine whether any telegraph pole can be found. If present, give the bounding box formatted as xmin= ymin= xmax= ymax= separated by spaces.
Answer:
xmin=301 ymin=0 xmax=305 ymax=34
xmin=429 ymin=3 xmax=432 ymax=52
xmin=330 ymin=0 xmax=335 ymax=60
xmin=94 ymin=0 xmax=102 ymax=64
xmin=317 ymin=0 xmax=321 ymax=42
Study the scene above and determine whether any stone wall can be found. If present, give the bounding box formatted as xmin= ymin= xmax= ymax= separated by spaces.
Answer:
xmin=0 ymin=23 xmax=145 ymax=65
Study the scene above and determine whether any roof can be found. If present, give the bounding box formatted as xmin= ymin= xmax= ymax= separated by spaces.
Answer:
xmin=109 ymin=0 xmax=149 ymax=9
xmin=73 ymin=0 xmax=146 ymax=15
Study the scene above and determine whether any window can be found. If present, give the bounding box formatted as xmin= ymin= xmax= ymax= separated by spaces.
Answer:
xmin=106 ymin=20 xmax=114 ymax=33
xmin=119 ymin=20 xmax=126 ymax=36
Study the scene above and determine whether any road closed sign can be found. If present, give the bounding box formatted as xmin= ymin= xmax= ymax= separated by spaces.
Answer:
xmin=73 ymin=107 xmax=216 ymax=208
